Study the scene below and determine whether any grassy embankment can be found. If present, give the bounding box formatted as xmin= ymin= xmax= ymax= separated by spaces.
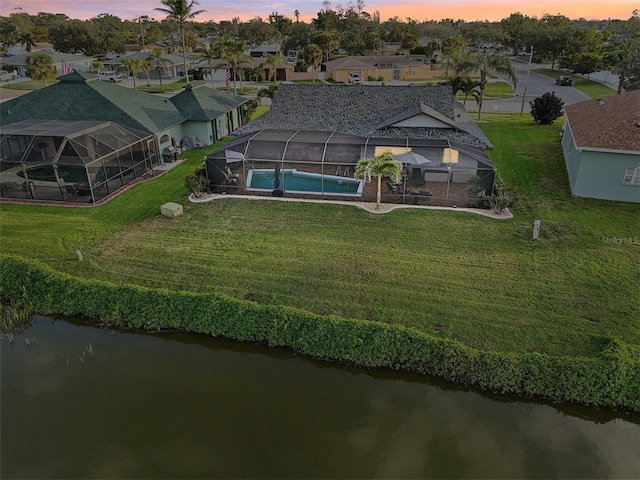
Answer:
xmin=1 ymin=113 xmax=638 ymax=360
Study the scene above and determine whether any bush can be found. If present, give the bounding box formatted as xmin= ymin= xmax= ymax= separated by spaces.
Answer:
xmin=1 ymin=255 xmax=638 ymax=411
xmin=530 ymin=92 xmax=564 ymax=125
xmin=184 ymin=173 xmax=208 ymax=198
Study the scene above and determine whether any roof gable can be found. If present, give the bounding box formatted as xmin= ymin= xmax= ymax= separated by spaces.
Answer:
xmin=0 ymin=72 xmax=184 ymax=133
xmin=170 ymin=83 xmax=247 ymax=121
xmin=565 ymin=90 xmax=640 ymax=152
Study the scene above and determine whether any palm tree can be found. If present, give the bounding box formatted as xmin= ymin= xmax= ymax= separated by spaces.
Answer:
xmin=223 ymin=42 xmax=252 ymax=94
xmin=122 ymin=57 xmax=140 ymax=88
xmin=302 ymin=43 xmax=323 ymax=83
xmin=25 ymin=53 xmax=57 ymax=86
xmin=448 ymin=76 xmax=481 ymax=106
xmin=354 ymin=152 xmax=402 ymax=210
xmin=155 ymin=0 xmax=206 ymax=83
xmin=257 ymin=84 xmax=278 ymax=103
xmin=18 ymin=32 xmax=37 ymax=53
xmin=139 ymin=58 xmax=152 ymax=86
xmin=263 ymin=53 xmax=287 ymax=84
xmin=454 ymin=51 xmax=516 ymax=120
xmin=89 ymin=60 xmax=104 ymax=73
xmin=201 ymin=43 xmax=218 ymax=88
xmin=148 ymin=47 xmax=170 ymax=92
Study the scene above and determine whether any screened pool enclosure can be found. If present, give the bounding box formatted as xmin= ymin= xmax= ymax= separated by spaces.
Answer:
xmin=0 ymin=120 xmax=157 ymax=203
xmin=206 ymin=129 xmax=496 ymax=207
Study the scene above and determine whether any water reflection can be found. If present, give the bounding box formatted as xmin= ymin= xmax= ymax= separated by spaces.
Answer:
xmin=2 ymin=317 xmax=638 ymax=479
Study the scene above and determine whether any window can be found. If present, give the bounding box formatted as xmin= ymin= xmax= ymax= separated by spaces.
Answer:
xmin=623 ymin=165 xmax=640 ymax=185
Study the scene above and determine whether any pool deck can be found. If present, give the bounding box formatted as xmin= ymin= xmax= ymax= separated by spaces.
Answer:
xmin=188 ymin=192 xmax=513 ymax=219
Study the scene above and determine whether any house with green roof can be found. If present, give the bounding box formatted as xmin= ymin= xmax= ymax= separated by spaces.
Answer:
xmin=1 ymin=71 xmax=247 ymax=157
xmin=0 ymin=71 xmax=247 ymax=204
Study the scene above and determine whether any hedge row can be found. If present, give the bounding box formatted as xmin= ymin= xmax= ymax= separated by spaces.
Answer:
xmin=2 ymin=255 xmax=638 ymax=411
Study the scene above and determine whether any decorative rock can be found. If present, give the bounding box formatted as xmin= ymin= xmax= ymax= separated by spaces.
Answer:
xmin=160 ymin=202 xmax=184 ymax=218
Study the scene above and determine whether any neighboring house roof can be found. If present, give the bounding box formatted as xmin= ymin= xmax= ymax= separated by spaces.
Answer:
xmin=103 ymin=52 xmax=193 ymax=67
xmin=0 ymin=71 xmax=184 ymax=133
xmin=234 ymin=84 xmax=491 ymax=148
xmin=324 ymin=55 xmax=424 ymax=69
xmin=170 ymin=83 xmax=247 ymax=121
xmin=3 ymin=51 xmax=92 ymax=66
xmin=564 ymin=90 xmax=640 ymax=152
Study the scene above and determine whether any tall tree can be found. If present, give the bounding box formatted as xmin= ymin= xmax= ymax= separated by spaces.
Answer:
xmin=18 ymin=32 xmax=37 ymax=53
xmin=155 ymin=0 xmax=206 ymax=83
xmin=301 ymin=43 xmax=322 ymax=83
xmin=455 ymin=51 xmax=516 ymax=120
xmin=263 ymin=53 xmax=286 ymax=83
xmin=201 ymin=43 xmax=218 ymax=88
xmin=223 ymin=42 xmax=252 ymax=93
xmin=354 ymin=152 xmax=402 ymax=210
xmin=604 ymin=37 xmax=640 ymax=93
xmin=25 ymin=52 xmax=57 ymax=86
xmin=148 ymin=47 xmax=170 ymax=92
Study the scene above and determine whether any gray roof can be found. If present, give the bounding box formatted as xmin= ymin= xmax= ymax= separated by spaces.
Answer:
xmin=235 ymin=84 xmax=491 ymax=148
xmin=324 ymin=55 xmax=424 ymax=69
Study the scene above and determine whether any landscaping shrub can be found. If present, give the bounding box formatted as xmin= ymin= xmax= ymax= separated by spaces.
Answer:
xmin=1 ymin=255 xmax=638 ymax=411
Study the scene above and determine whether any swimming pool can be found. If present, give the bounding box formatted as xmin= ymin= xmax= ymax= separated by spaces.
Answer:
xmin=246 ymin=169 xmax=363 ymax=196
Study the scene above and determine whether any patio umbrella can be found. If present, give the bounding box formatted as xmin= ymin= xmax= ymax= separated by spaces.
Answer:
xmin=393 ymin=151 xmax=432 ymax=165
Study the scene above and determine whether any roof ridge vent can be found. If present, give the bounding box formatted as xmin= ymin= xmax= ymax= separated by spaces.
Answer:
xmin=597 ymin=98 xmax=605 ymax=105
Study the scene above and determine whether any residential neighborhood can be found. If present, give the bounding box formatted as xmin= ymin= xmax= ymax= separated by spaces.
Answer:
xmin=0 ymin=3 xmax=639 ymax=478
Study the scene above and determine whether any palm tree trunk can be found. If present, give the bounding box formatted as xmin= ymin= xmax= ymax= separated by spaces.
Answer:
xmin=210 ymin=67 xmax=215 ymax=89
xmin=181 ymin=24 xmax=189 ymax=83
xmin=157 ymin=66 xmax=164 ymax=92
xmin=376 ymin=176 xmax=382 ymax=209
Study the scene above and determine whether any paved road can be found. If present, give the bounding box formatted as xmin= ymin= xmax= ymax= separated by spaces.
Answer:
xmin=483 ymin=60 xmax=590 ymax=113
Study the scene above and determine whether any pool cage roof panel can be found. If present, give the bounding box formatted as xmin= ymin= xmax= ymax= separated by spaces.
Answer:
xmin=209 ymin=129 xmax=495 ymax=169
xmin=0 ymin=119 xmax=152 ymax=167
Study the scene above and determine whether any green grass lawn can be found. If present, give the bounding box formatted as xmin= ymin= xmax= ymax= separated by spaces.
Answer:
xmin=532 ymin=68 xmax=617 ymax=99
xmin=483 ymin=81 xmax=516 ymax=98
xmin=2 ymin=79 xmax=59 ymax=90
xmin=1 ymin=114 xmax=638 ymax=359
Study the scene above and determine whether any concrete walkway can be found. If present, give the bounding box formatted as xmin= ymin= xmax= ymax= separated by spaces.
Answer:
xmin=188 ymin=192 xmax=513 ymax=219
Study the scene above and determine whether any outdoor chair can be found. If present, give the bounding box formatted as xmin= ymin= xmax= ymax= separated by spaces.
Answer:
xmin=386 ymin=181 xmax=400 ymax=193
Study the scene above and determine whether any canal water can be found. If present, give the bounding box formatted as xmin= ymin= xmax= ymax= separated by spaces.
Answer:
xmin=2 ymin=317 xmax=639 ymax=479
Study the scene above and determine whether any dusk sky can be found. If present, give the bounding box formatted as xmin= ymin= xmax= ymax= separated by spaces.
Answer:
xmin=1 ymin=0 xmax=634 ymax=23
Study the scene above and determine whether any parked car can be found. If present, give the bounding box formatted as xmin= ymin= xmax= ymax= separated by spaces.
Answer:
xmin=0 ymin=69 xmax=17 ymax=81
xmin=518 ymin=50 xmax=530 ymax=56
xmin=348 ymin=72 xmax=362 ymax=84
xmin=556 ymin=75 xmax=575 ymax=86
xmin=97 ymin=70 xmax=123 ymax=82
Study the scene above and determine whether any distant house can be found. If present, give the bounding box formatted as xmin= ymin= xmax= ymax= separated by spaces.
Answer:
xmin=206 ymin=84 xmax=496 ymax=207
xmin=324 ymin=55 xmax=440 ymax=83
xmin=103 ymin=52 xmax=198 ymax=79
xmin=561 ymin=91 xmax=640 ymax=203
xmin=2 ymin=50 xmax=94 ymax=77
xmin=0 ymin=71 xmax=246 ymax=203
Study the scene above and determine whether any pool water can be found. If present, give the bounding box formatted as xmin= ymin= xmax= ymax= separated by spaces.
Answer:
xmin=247 ymin=169 xmax=363 ymax=195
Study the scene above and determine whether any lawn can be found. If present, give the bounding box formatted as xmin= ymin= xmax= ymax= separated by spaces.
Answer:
xmin=483 ymin=81 xmax=516 ymax=98
xmin=532 ymin=68 xmax=617 ymax=99
xmin=2 ymin=79 xmax=59 ymax=90
xmin=1 ymin=114 xmax=638 ymax=359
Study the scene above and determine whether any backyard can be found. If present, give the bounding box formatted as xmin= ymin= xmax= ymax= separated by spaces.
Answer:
xmin=1 ymin=112 xmax=638 ymax=360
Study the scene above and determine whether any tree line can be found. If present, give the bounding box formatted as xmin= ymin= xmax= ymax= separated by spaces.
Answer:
xmin=1 ymin=2 xmax=638 ymax=92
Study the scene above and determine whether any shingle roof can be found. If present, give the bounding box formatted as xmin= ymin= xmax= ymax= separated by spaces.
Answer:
xmin=324 ymin=55 xmax=424 ymax=69
xmin=234 ymin=84 xmax=491 ymax=148
xmin=0 ymin=71 xmax=184 ymax=133
xmin=564 ymin=90 xmax=640 ymax=152
xmin=170 ymin=83 xmax=247 ymax=121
